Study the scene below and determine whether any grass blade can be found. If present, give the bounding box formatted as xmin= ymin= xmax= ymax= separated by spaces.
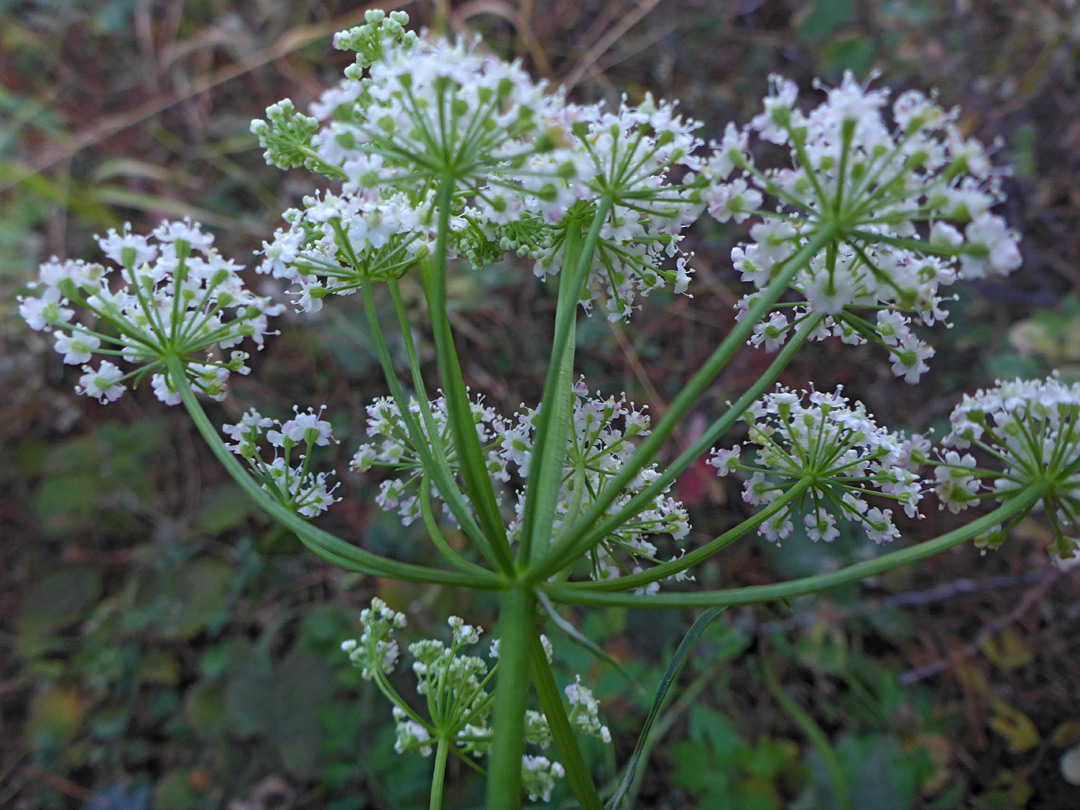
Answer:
xmin=607 ymin=606 xmax=726 ymax=810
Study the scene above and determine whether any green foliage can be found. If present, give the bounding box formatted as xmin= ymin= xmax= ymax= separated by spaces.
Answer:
xmin=15 ymin=566 xmax=103 ymax=658
xmin=27 ymin=418 xmax=168 ymax=539
xmin=669 ymin=716 xmax=805 ymax=810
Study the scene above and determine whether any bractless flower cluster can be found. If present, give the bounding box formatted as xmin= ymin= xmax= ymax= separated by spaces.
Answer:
xmin=223 ymin=406 xmax=339 ymax=518
xmin=930 ymin=375 xmax=1080 ymax=557
xmin=256 ymin=189 xmax=437 ymax=312
xmin=525 ymin=94 xmax=704 ymax=321
xmin=341 ymin=599 xmax=609 ymax=803
xmin=499 ymin=381 xmax=691 ymax=583
xmin=709 ymin=386 xmax=923 ymax=544
xmin=19 ymin=220 xmax=282 ymax=404
xmin=704 ymin=73 xmax=1021 ymax=382
xmin=352 ymin=381 xmax=691 ymax=581
xmin=350 ymin=393 xmax=508 ymax=525
xmin=252 ymin=10 xmax=704 ymax=320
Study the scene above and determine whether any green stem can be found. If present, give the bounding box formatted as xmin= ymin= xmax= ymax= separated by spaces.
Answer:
xmin=419 ymin=474 xmax=500 ymax=579
xmin=526 ymin=629 xmax=604 ymax=810
xmin=430 ymin=736 xmax=451 ymax=810
xmin=525 ymin=307 xmax=828 ymax=585
xmin=758 ymin=650 xmax=852 ymax=810
xmin=519 ymin=201 xmax=612 ymax=566
xmin=567 ymin=478 xmax=814 ymax=593
xmin=540 ymin=485 xmax=1047 ymax=608
xmin=486 ymin=588 xmax=535 ymax=810
xmin=423 ymin=174 xmax=515 ymax=574
xmin=166 ymin=354 xmax=500 ymax=588
xmin=356 ymin=276 xmax=504 ymax=569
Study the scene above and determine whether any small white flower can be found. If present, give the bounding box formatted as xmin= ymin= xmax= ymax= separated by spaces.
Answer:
xmin=76 ymin=361 xmax=126 ymax=404
xmin=53 ymin=330 xmax=100 ymax=365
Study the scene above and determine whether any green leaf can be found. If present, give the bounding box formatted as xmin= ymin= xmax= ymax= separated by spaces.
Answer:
xmin=981 ymin=626 xmax=1035 ymax=671
xmin=272 ymin=646 xmax=338 ymax=778
xmin=224 ymin=640 xmax=339 ymax=777
xmin=183 ymin=681 xmax=230 ymax=741
xmin=688 ymin=708 xmax=740 ymax=761
xmin=224 ymin=640 xmax=273 ymax=738
xmin=194 ymin=483 xmax=256 ymax=534
xmin=15 ymin=566 xmax=102 ymax=656
xmin=821 ymin=37 xmax=877 ymax=77
xmin=27 ymin=685 xmax=88 ymax=743
xmin=153 ymin=769 xmax=203 ymax=810
xmin=795 ymin=0 xmax=854 ymax=41
xmin=988 ymin=696 xmax=1039 ymax=753
xmin=135 ymin=557 xmax=234 ymax=641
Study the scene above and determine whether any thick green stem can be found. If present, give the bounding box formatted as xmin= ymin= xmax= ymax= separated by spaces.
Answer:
xmin=167 ymin=354 xmax=500 ymax=588
xmin=540 ymin=485 xmax=1047 ymax=608
xmin=423 ymin=174 xmax=516 ymax=574
xmin=430 ymin=736 xmax=451 ymax=810
xmin=486 ymin=587 xmax=535 ymax=810
xmin=519 ymin=201 xmax=612 ymax=566
xmin=526 ymin=629 xmax=604 ymax=810
xmin=524 ymin=287 xmax=832 ymax=585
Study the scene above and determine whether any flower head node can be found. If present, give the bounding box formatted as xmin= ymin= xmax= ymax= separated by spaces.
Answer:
xmin=352 ymin=381 xmax=691 ymax=584
xmin=223 ymin=406 xmax=339 ymax=518
xmin=20 ymin=220 xmax=282 ymax=405
xmin=932 ymin=374 xmax=1080 ymax=557
xmin=708 ymin=73 xmax=1020 ymax=382
xmin=710 ymin=386 xmax=924 ymax=544
xmin=499 ymin=384 xmax=691 ymax=582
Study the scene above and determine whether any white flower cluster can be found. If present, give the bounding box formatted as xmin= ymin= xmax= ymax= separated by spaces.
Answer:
xmin=222 ymin=406 xmax=339 ymax=518
xmin=710 ymin=386 xmax=924 ymax=544
xmin=251 ymin=10 xmax=704 ymax=320
xmin=525 ymin=94 xmax=704 ymax=321
xmin=521 ymin=756 xmax=566 ymax=804
xmin=500 ymin=381 xmax=691 ymax=583
xmin=351 ymin=381 xmax=691 ymax=581
xmin=341 ymin=601 xmax=609 ymax=802
xmin=705 ymin=73 xmax=1021 ymax=382
xmin=350 ymin=393 xmax=508 ymax=525
xmin=256 ymin=189 xmax=437 ymax=312
xmin=341 ymin=596 xmax=407 ymax=680
xmin=564 ymin=676 xmax=612 ymax=744
xmin=19 ymin=220 xmax=282 ymax=405
xmin=931 ymin=375 xmax=1080 ymax=558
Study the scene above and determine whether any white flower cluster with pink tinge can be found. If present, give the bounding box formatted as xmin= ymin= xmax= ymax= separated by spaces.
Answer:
xmin=709 ymin=386 xmax=925 ymax=544
xmin=703 ymin=73 xmax=1021 ymax=383
xmin=19 ymin=220 xmax=282 ymax=405
xmin=351 ymin=381 xmax=690 ymax=582
xmin=251 ymin=10 xmax=704 ymax=321
xmin=930 ymin=375 xmax=1080 ymax=558
xmin=223 ymin=406 xmax=338 ymax=518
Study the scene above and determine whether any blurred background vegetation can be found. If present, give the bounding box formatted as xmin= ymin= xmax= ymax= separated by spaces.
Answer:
xmin=2 ymin=1 xmax=1080 ymax=808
